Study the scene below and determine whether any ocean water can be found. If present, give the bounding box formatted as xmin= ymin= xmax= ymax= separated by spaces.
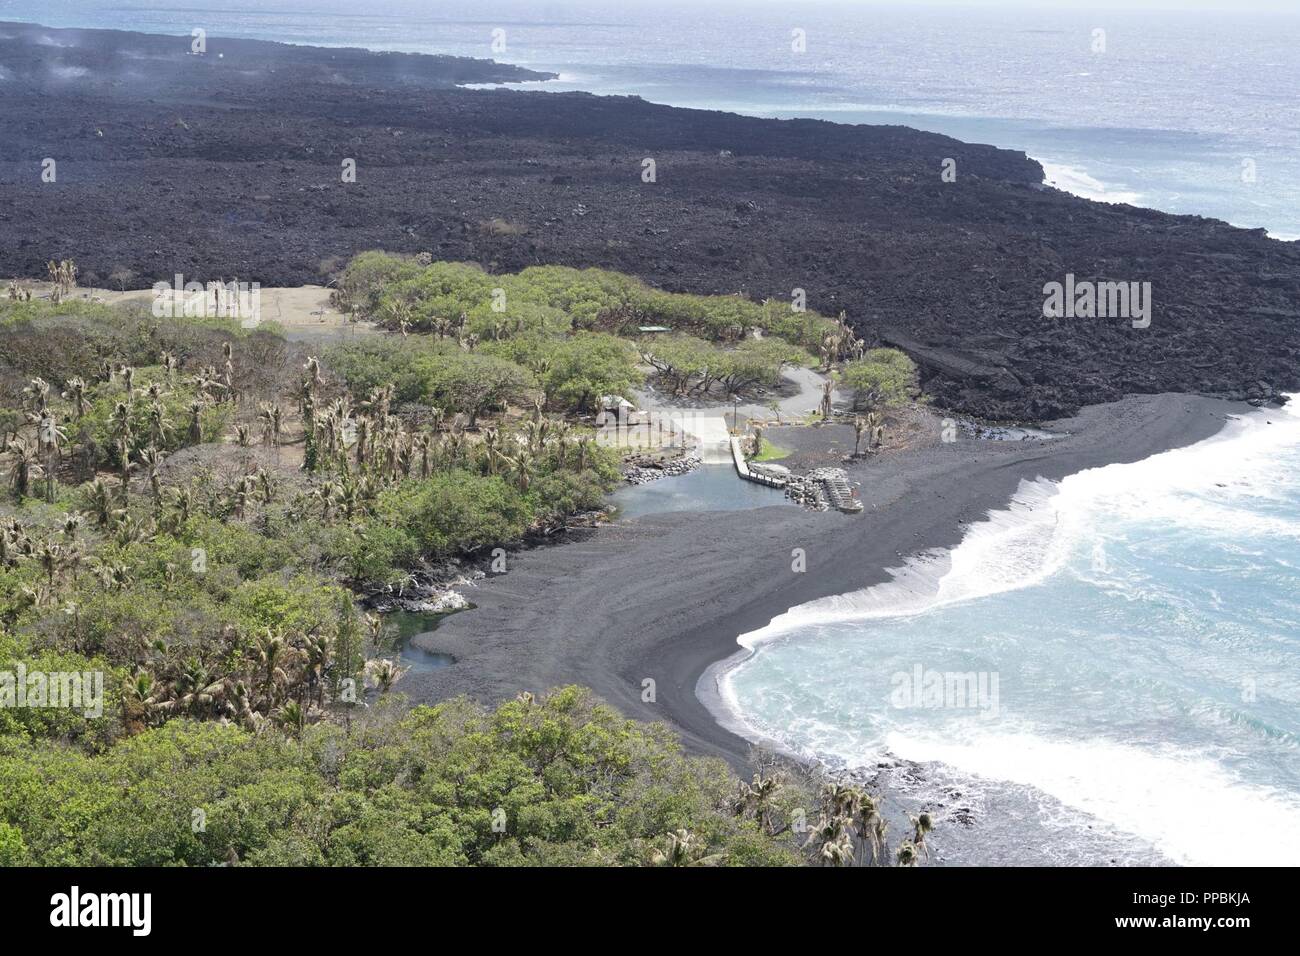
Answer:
xmin=713 ymin=403 xmax=1300 ymax=866
xmin=4 ymin=0 xmax=1299 ymax=237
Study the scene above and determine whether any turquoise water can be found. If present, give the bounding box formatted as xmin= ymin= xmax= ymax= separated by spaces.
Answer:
xmin=380 ymin=611 xmax=457 ymax=671
xmin=610 ymin=465 xmax=789 ymax=519
xmin=718 ymin=404 xmax=1300 ymax=865
xmin=7 ymin=0 xmax=1299 ymax=238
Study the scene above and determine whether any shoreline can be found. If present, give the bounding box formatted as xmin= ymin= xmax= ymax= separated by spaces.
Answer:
xmin=407 ymin=392 xmax=1247 ymax=769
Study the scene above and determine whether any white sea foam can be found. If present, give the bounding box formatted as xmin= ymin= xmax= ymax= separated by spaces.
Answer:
xmin=881 ymin=727 xmax=1300 ymax=866
xmin=717 ymin=399 xmax=1300 ymax=863
xmin=734 ymin=403 xmax=1300 ymax=649
xmin=1039 ymin=160 xmax=1142 ymax=206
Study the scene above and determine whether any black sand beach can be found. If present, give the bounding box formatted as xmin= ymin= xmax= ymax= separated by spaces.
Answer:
xmin=0 ymin=19 xmax=1274 ymax=771
xmin=406 ymin=392 xmax=1246 ymax=767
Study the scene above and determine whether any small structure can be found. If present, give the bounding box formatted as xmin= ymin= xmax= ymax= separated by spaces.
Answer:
xmin=596 ymin=395 xmax=637 ymax=426
xmin=637 ymin=325 xmax=671 ymax=334
xmin=599 ymin=394 xmax=636 ymax=414
xmin=731 ymin=437 xmax=787 ymax=489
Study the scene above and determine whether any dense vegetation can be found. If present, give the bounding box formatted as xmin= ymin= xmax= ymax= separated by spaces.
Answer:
xmin=0 ymin=274 xmax=926 ymax=867
xmin=333 ymin=254 xmax=842 ymax=353
xmin=0 ymin=688 xmax=798 ymax=866
xmin=330 ymin=254 xmax=878 ymax=405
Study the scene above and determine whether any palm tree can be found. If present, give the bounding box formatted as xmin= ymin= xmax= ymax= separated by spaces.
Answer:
xmin=170 ymin=658 xmax=218 ymax=718
xmin=273 ymin=700 xmax=308 ymax=737
xmin=92 ymin=558 xmax=130 ymax=592
xmin=231 ymin=475 xmax=254 ymax=520
xmin=854 ymin=795 xmax=885 ymax=864
xmin=217 ymin=680 xmax=259 ymax=731
xmin=7 ymin=438 xmax=42 ymax=499
xmin=36 ymin=540 xmax=68 ymax=589
xmin=122 ymin=671 xmax=163 ymax=735
xmin=138 ymin=446 xmax=165 ymax=509
xmin=551 ymin=420 xmax=572 ymax=466
xmin=865 ymin=411 xmax=884 ymax=452
xmin=337 ymin=476 xmax=361 ymax=520
xmin=733 ymin=772 xmax=782 ymax=833
xmin=255 ymin=469 xmax=276 ymax=505
xmin=909 ymin=811 xmax=933 ymax=859
xmin=481 ymin=427 xmax=502 ymax=475
xmin=168 ymin=486 xmax=193 ymax=530
xmin=147 ymin=401 xmax=172 ymax=447
xmin=82 ymin=477 xmax=120 ymax=528
xmin=62 ymin=378 xmax=89 ymax=419
xmin=367 ymin=658 xmax=406 ymax=695
xmin=108 ymin=399 xmax=133 ymax=445
xmin=22 ymin=377 xmax=50 ymax=414
xmin=896 ymin=840 xmax=920 ymax=867
xmin=804 ymin=813 xmax=855 ymax=867
xmin=314 ymin=482 xmax=338 ymax=522
xmin=649 ymin=829 xmax=725 ymax=867
xmin=186 ymin=400 xmax=204 ymax=446
xmin=258 ymin=402 xmax=282 ymax=452
xmin=575 ymin=435 xmax=594 ymax=472
xmin=36 ymin=414 xmax=68 ymax=502
xmin=160 ymin=351 xmax=179 ymax=386
xmin=415 ymin=432 xmax=433 ymax=478
xmin=301 ymin=634 xmax=332 ymax=707
xmin=256 ymin=630 xmax=289 ymax=706
xmin=60 ymin=513 xmax=83 ymax=543
xmin=822 ymin=782 xmax=865 ymax=820
xmin=509 ymin=449 xmax=534 ymax=492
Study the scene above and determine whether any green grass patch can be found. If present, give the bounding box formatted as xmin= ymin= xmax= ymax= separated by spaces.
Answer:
xmin=751 ymin=437 xmax=792 ymax=462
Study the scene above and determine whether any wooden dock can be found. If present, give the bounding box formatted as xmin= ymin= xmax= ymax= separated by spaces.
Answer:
xmin=730 ymin=437 xmax=787 ymax=488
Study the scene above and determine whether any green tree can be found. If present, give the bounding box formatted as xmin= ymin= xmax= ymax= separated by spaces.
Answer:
xmin=840 ymin=348 xmax=917 ymax=411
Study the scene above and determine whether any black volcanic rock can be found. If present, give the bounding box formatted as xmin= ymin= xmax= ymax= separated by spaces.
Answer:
xmin=1 ymin=22 xmax=1297 ymax=420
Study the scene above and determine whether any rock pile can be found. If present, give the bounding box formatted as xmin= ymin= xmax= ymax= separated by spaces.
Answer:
xmin=623 ymin=455 xmax=701 ymax=485
xmin=785 ymin=467 xmax=859 ymax=512
xmin=368 ymin=559 xmax=485 ymax=613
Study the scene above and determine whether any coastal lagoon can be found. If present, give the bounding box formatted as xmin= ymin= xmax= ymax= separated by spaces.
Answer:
xmin=719 ymin=402 xmax=1300 ymax=865
xmin=610 ymin=465 xmax=790 ymax=519
xmin=382 ymin=611 xmax=458 ymax=672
